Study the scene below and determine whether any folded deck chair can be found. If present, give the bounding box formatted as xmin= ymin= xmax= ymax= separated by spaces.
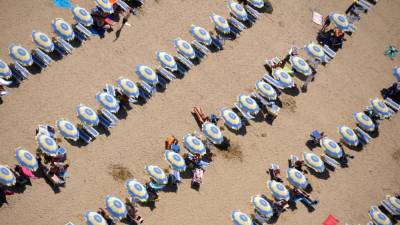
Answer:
xmin=263 ymin=73 xmax=285 ymax=90
xmin=321 ymin=154 xmax=340 ymax=168
xmin=101 ymin=108 xmax=118 ymax=124
xmin=157 ymin=67 xmax=176 ymax=81
xmin=33 ymin=48 xmax=53 ymax=66
xmin=385 ymin=97 xmax=400 ymax=112
xmin=354 ymin=127 xmax=371 ymax=145
xmin=382 ymin=199 xmax=400 ymax=216
xmin=83 ymin=124 xmax=99 ymax=137
xmin=105 ymin=84 xmax=116 ymax=97
xmin=176 ymin=54 xmax=194 ymax=69
xmin=234 ymin=103 xmax=254 ymax=121
xmin=191 ymin=40 xmax=210 ymax=56
xmin=228 ymin=16 xmax=246 ymax=31
xmin=55 ymin=37 xmax=73 ymax=54
xmin=74 ymin=23 xmax=92 ymax=41
xmin=77 ymin=127 xmax=92 ymax=143
xmin=323 ymin=45 xmax=336 ymax=59
xmin=245 ymin=5 xmax=261 ymax=19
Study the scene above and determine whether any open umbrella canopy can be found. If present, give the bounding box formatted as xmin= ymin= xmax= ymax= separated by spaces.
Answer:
xmin=164 ymin=150 xmax=186 ymax=171
xmin=387 ymin=196 xmax=400 ymax=212
xmin=248 ymin=0 xmax=264 ymax=8
xmin=251 ymin=195 xmax=273 ymax=218
xmin=183 ymin=134 xmax=206 ymax=155
xmin=273 ymin=68 xmax=294 ymax=88
xmin=210 ymin=13 xmax=230 ymax=34
xmin=337 ymin=125 xmax=359 ymax=146
xmin=320 ymin=138 xmax=343 ymax=159
xmin=96 ymin=92 xmax=120 ymax=113
xmin=71 ymin=6 xmax=93 ymax=26
xmin=117 ymin=78 xmax=139 ymax=98
xmin=255 ymin=80 xmax=277 ymax=100
xmin=305 ymin=42 xmax=325 ymax=61
xmin=51 ymin=18 xmax=75 ymax=41
xmin=125 ymin=179 xmax=148 ymax=202
xmin=238 ymin=94 xmax=260 ymax=114
xmin=286 ymin=168 xmax=308 ymax=189
xmin=36 ymin=134 xmax=59 ymax=156
xmin=370 ymin=98 xmax=391 ymax=118
xmin=369 ymin=207 xmax=392 ymax=225
xmin=353 ymin=112 xmax=375 ymax=132
xmin=135 ymin=64 xmax=158 ymax=86
xmin=173 ymin=38 xmax=196 ymax=59
xmin=95 ymin=0 xmax=114 ymax=14
xmin=303 ymin=152 xmax=325 ymax=173
xmin=189 ymin=25 xmax=212 ymax=46
xmin=105 ymin=195 xmax=127 ymax=219
xmin=0 ymin=165 xmax=16 ymax=186
xmin=85 ymin=211 xmax=107 ymax=225
xmin=56 ymin=119 xmax=79 ymax=141
xmin=8 ymin=44 xmax=33 ymax=66
xmin=267 ymin=180 xmax=290 ymax=200
xmin=156 ymin=51 xmax=177 ymax=71
xmin=220 ymin=108 xmax=242 ymax=130
xmin=32 ymin=31 xmax=54 ymax=52
xmin=202 ymin=122 xmax=224 ymax=144
xmin=76 ymin=104 xmax=99 ymax=126
xmin=231 ymin=210 xmax=252 ymax=225
xmin=145 ymin=165 xmax=168 ymax=185
xmin=329 ymin=13 xmax=350 ymax=30
xmin=290 ymin=56 xmax=312 ymax=76
xmin=15 ymin=148 xmax=38 ymax=171
xmin=393 ymin=66 xmax=400 ymax=81
xmin=0 ymin=59 xmax=12 ymax=79
xmin=228 ymin=1 xmax=248 ymax=21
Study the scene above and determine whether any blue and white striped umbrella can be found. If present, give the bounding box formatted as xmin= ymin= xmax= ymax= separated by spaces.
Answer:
xmin=353 ymin=112 xmax=375 ymax=132
xmin=267 ymin=180 xmax=290 ymax=200
xmin=337 ymin=125 xmax=359 ymax=146
xmin=8 ymin=44 xmax=33 ymax=66
xmin=135 ymin=64 xmax=158 ymax=86
xmin=189 ymin=25 xmax=212 ymax=46
xmin=51 ymin=18 xmax=75 ymax=41
xmin=72 ymin=6 xmax=93 ymax=26
xmin=251 ymin=195 xmax=273 ymax=218
xmin=290 ymin=56 xmax=312 ymax=76
xmin=183 ymin=134 xmax=206 ymax=155
xmin=96 ymin=92 xmax=120 ymax=113
xmin=125 ymin=179 xmax=148 ymax=202
xmin=329 ymin=13 xmax=350 ymax=31
xmin=220 ymin=108 xmax=242 ymax=130
xmin=85 ymin=211 xmax=107 ymax=225
xmin=238 ymin=94 xmax=260 ymax=114
xmin=56 ymin=119 xmax=79 ymax=141
xmin=303 ymin=152 xmax=325 ymax=173
xmin=228 ymin=1 xmax=248 ymax=21
xmin=305 ymin=42 xmax=325 ymax=61
xmin=173 ymin=38 xmax=196 ymax=59
xmin=256 ymin=80 xmax=277 ymax=100
xmin=15 ymin=148 xmax=38 ymax=171
xmin=76 ymin=104 xmax=99 ymax=126
xmin=105 ymin=195 xmax=127 ymax=219
xmin=145 ymin=165 xmax=168 ymax=185
xmin=117 ymin=78 xmax=140 ymax=98
xmin=164 ymin=150 xmax=186 ymax=171
xmin=95 ymin=0 xmax=114 ymax=14
xmin=249 ymin=0 xmax=264 ymax=8
xmin=202 ymin=122 xmax=224 ymax=144
xmin=273 ymin=68 xmax=294 ymax=88
xmin=369 ymin=208 xmax=392 ymax=225
xmin=32 ymin=31 xmax=54 ymax=53
xmin=370 ymin=98 xmax=391 ymax=118
xmin=0 ymin=165 xmax=16 ymax=186
xmin=0 ymin=59 xmax=12 ymax=79
xmin=210 ymin=13 xmax=230 ymax=34
xmin=231 ymin=210 xmax=252 ymax=225
xmin=393 ymin=66 xmax=400 ymax=81
xmin=320 ymin=138 xmax=343 ymax=159
xmin=286 ymin=168 xmax=308 ymax=189
xmin=156 ymin=51 xmax=177 ymax=71
xmin=387 ymin=196 xmax=400 ymax=212
xmin=36 ymin=134 xmax=59 ymax=156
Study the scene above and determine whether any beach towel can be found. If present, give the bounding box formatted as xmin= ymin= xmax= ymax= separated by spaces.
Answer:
xmin=323 ymin=214 xmax=339 ymax=225
xmin=53 ymin=0 xmax=72 ymax=9
xmin=21 ymin=167 xmax=37 ymax=179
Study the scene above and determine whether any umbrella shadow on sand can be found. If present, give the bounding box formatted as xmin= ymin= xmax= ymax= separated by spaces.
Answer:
xmin=308 ymin=168 xmax=330 ymax=180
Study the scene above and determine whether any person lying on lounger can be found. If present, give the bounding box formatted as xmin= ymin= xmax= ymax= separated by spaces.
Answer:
xmin=98 ymin=208 xmax=115 ymax=225
xmin=126 ymin=198 xmax=144 ymax=224
xmin=290 ymin=188 xmax=319 ymax=208
xmin=91 ymin=7 xmax=115 ymax=31
xmin=267 ymin=164 xmax=283 ymax=182
xmin=272 ymin=199 xmax=289 ymax=214
xmin=288 ymin=157 xmax=305 ymax=172
xmin=192 ymin=107 xmax=210 ymax=125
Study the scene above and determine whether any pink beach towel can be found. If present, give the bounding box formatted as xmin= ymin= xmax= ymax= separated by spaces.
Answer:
xmin=21 ymin=167 xmax=37 ymax=179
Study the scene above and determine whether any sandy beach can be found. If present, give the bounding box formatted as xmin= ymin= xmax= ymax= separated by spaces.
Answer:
xmin=0 ymin=0 xmax=400 ymax=224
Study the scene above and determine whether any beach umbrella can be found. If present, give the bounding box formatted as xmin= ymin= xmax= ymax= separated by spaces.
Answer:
xmin=36 ymin=134 xmax=59 ymax=156
xmin=231 ymin=210 xmax=252 ymax=225
xmin=31 ymin=31 xmax=54 ymax=53
xmin=0 ymin=165 xmax=16 ymax=186
xmin=273 ymin=68 xmax=294 ymax=88
xmin=71 ymin=6 xmax=93 ymax=26
xmin=85 ymin=211 xmax=107 ymax=225
xmin=96 ymin=92 xmax=120 ymax=113
xmin=286 ymin=168 xmax=308 ymax=189
xmin=255 ymin=80 xmax=277 ymax=100
xmin=15 ymin=148 xmax=38 ymax=171
xmin=117 ymin=78 xmax=140 ymax=98
xmin=95 ymin=0 xmax=114 ymax=14
xmin=290 ymin=56 xmax=312 ymax=76
xmin=210 ymin=13 xmax=230 ymax=34
xmin=238 ymin=94 xmax=260 ymax=114
xmin=251 ymin=195 xmax=273 ymax=218
xmin=8 ymin=44 xmax=33 ymax=66
xmin=387 ymin=196 xmax=400 ymax=212
xmin=353 ymin=112 xmax=375 ymax=132
xmin=228 ymin=1 xmax=248 ymax=21
xmin=0 ymin=59 xmax=12 ymax=79
xmin=393 ymin=66 xmax=400 ymax=81
xmin=105 ymin=195 xmax=127 ymax=219
xmin=267 ymin=180 xmax=290 ymax=200
xmin=337 ymin=125 xmax=359 ymax=146
xmin=329 ymin=13 xmax=350 ymax=31
xmin=56 ymin=119 xmax=79 ymax=141
xmin=220 ymin=108 xmax=242 ymax=130
xmin=189 ymin=25 xmax=212 ymax=46
xmin=51 ymin=18 xmax=75 ymax=41
xmin=76 ymin=105 xmax=99 ymax=126
xmin=320 ymin=138 xmax=343 ymax=159
xmin=156 ymin=51 xmax=177 ymax=71
xmin=248 ymin=0 xmax=264 ymax=8
xmin=135 ymin=64 xmax=158 ymax=86
xmin=183 ymin=134 xmax=206 ymax=155
xmin=302 ymin=152 xmax=325 ymax=173
xmin=202 ymin=122 xmax=224 ymax=144
xmin=164 ymin=150 xmax=186 ymax=171
xmin=145 ymin=165 xmax=168 ymax=185
xmin=124 ymin=179 xmax=148 ymax=202
xmin=305 ymin=42 xmax=325 ymax=61
xmin=369 ymin=208 xmax=392 ymax=225
xmin=370 ymin=98 xmax=391 ymax=118
xmin=173 ymin=39 xmax=196 ymax=59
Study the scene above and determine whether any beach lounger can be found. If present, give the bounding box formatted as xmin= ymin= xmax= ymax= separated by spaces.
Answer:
xmin=33 ymin=48 xmax=53 ymax=66
xmin=101 ymin=108 xmax=118 ymax=123
xmin=170 ymin=170 xmax=182 ymax=184
xmin=55 ymin=37 xmax=73 ymax=54
xmin=251 ymin=92 xmax=280 ymax=117
xmin=321 ymin=154 xmax=340 ymax=168
xmin=74 ymin=23 xmax=92 ymax=41
xmin=245 ymin=5 xmax=260 ymax=19
xmin=116 ymin=0 xmax=131 ymax=12
xmin=347 ymin=23 xmax=357 ymax=33
xmin=385 ymin=97 xmax=400 ymax=112
xmin=263 ymin=73 xmax=285 ymax=90
xmin=289 ymin=154 xmax=300 ymax=168
xmin=228 ymin=17 xmax=246 ymax=31
xmin=382 ymin=200 xmax=400 ymax=216
xmin=83 ymin=124 xmax=99 ymax=138
xmin=356 ymin=0 xmax=373 ymax=11
xmin=138 ymin=80 xmax=155 ymax=95
xmin=192 ymin=40 xmax=210 ymax=56
xmin=31 ymin=54 xmax=46 ymax=69
xmin=323 ymin=45 xmax=336 ymax=59
xmin=354 ymin=127 xmax=371 ymax=145
xmin=42 ymin=165 xmax=65 ymax=187
xmin=105 ymin=84 xmax=116 ymax=97
xmin=176 ymin=54 xmax=194 ymax=69
xmin=157 ymin=67 xmax=176 ymax=81
xmin=149 ymin=181 xmax=165 ymax=191
xmin=77 ymin=127 xmax=92 ymax=143
xmin=98 ymin=114 xmax=115 ymax=129
xmin=11 ymin=63 xmax=31 ymax=80
xmin=211 ymin=35 xmax=224 ymax=50
xmin=234 ymin=103 xmax=254 ymax=121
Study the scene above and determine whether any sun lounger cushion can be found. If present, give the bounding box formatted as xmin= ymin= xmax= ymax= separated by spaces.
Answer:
xmin=321 ymin=154 xmax=340 ymax=168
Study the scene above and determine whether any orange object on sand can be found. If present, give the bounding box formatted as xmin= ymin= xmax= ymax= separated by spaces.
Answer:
xmin=192 ymin=107 xmax=210 ymax=125
xmin=109 ymin=0 xmax=118 ymax=4
xmin=165 ymin=136 xmax=176 ymax=150
xmin=104 ymin=18 xmax=116 ymax=26
xmin=323 ymin=214 xmax=339 ymax=225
